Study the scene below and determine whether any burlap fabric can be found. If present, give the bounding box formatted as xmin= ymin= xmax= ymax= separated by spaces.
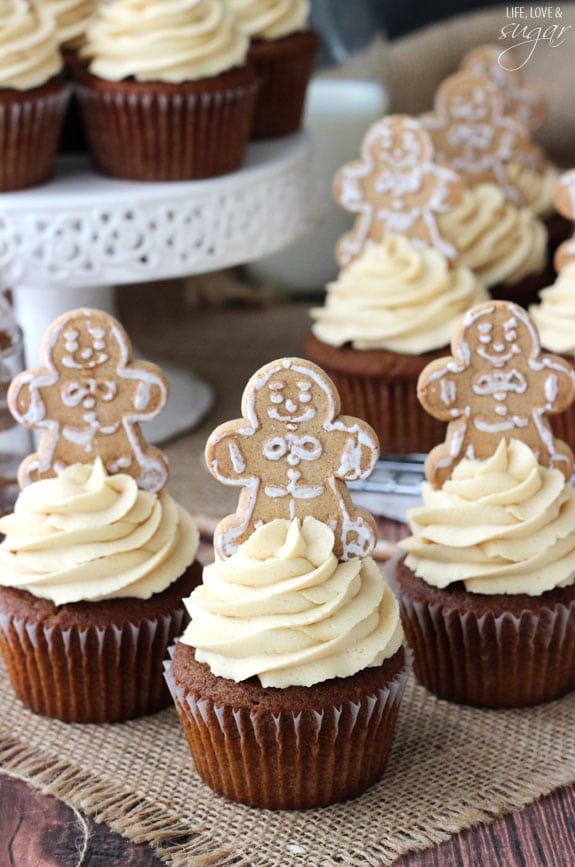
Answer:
xmin=2 ymin=289 xmax=575 ymax=864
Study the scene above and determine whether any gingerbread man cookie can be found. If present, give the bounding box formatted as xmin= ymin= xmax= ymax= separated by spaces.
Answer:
xmin=332 ymin=114 xmax=464 ymax=269
xmin=205 ymin=357 xmax=379 ymax=560
xmin=420 ymin=71 xmax=540 ymax=207
xmin=553 ymin=170 xmax=575 ymax=273
xmin=460 ymin=45 xmax=547 ymax=131
xmin=8 ymin=307 xmax=169 ymax=491
xmin=418 ymin=300 xmax=575 ymax=487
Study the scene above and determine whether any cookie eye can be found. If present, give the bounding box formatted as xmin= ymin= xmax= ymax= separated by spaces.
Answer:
xmin=299 ymin=392 xmax=311 ymax=403
xmin=505 ymin=329 xmax=517 ymax=342
xmin=479 ymin=334 xmax=491 ymax=344
xmin=270 ymin=393 xmax=283 ymax=404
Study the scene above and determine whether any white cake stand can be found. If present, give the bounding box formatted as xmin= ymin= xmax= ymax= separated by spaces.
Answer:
xmin=0 ymin=132 xmax=321 ymax=443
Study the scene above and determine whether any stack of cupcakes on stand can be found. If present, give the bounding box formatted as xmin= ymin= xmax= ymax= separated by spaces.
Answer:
xmin=390 ymin=298 xmax=575 ymax=707
xmin=76 ymin=0 xmax=258 ymax=180
xmin=165 ymin=357 xmax=408 ymax=809
xmin=225 ymin=0 xmax=318 ymax=138
xmin=530 ymin=169 xmax=575 ymax=442
xmin=0 ymin=308 xmax=202 ymax=722
xmin=0 ymin=0 xmax=69 ymax=190
xmin=306 ymin=114 xmax=489 ymax=457
xmin=419 ymin=67 xmax=552 ymax=305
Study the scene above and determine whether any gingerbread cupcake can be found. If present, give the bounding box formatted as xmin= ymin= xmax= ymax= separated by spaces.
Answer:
xmin=77 ymin=0 xmax=257 ymax=180
xmin=306 ymin=115 xmax=488 ymax=457
xmin=0 ymin=0 xmax=69 ymax=190
xmin=166 ymin=357 xmax=408 ymax=809
xmin=225 ymin=0 xmax=318 ymax=138
xmin=0 ymin=308 xmax=202 ymax=722
xmin=389 ymin=299 xmax=575 ymax=708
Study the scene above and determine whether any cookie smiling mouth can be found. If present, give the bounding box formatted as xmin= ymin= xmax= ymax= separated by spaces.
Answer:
xmin=477 ymin=347 xmax=516 ymax=367
xmin=267 ymin=407 xmax=316 ymax=424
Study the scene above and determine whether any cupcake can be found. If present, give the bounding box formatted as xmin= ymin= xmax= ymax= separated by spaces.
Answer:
xmin=0 ymin=0 xmax=69 ymax=190
xmin=306 ymin=234 xmax=488 ymax=456
xmin=389 ymin=299 xmax=575 ymax=708
xmin=166 ymin=357 xmax=408 ymax=809
xmin=530 ymin=262 xmax=575 ymax=442
xmin=437 ymin=182 xmax=550 ymax=305
xmin=225 ymin=0 xmax=318 ymax=139
xmin=0 ymin=307 xmax=202 ymax=722
xmin=76 ymin=0 xmax=258 ymax=180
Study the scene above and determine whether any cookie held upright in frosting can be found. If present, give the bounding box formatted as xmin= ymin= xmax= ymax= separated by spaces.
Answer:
xmin=0 ymin=0 xmax=69 ymax=190
xmin=389 ymin=299 xmax=575 ymax=708
xmin=166 ymin=356 xmax=409 ymax=809
xmin=0 ymin=307 xmax=202 ymax=723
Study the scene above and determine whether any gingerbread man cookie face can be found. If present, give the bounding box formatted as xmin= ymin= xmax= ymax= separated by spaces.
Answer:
xmin=420 ymin=71 xmax=538 ymax=207
xmin=418 ymin=300 xmax=575 ymax=487
xmin=460 ymin=45 xmax=547 ymax=131
xmin=332 ymin=115 xmax=464 ymax=268
xmin=8 ymin=308 xmax=169 ymax=491
xmin=553 ymin=170 xmax=575 ymax=273
xmin=206 ymin=357 xmax=379 ymax=560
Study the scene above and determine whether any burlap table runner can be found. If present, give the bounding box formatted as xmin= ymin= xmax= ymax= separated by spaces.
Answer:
xmin=2 ymin=289 xmax=575 ymax=865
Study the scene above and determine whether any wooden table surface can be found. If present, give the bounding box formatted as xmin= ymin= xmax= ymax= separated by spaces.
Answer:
xmin=2 ymin=771 xmax=574 ymax=865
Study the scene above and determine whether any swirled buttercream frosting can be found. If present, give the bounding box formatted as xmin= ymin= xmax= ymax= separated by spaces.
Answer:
xmin=0 ymin=0 xmax=62 ymax=89
xmin=0 ymin=459 xmax=199 ymax=605
xmin=43 ymin=0 xmax=95 ymax=49
xmin=310 ymin=234 xmax=488 ymax=354
xmin=225 ymin=0 xmax=309 ymax=40
xmin=530 ymin=263 xmax=575 ymax=355
xmin=438 ymin=184 xmax=547 ymax=288
xmin=506 ymin=159 xmax=559 ymax=219
xmin=400 ymin=439 xmax=575 ymax=595
xmin=180 ymin=516 xmax=403 ymax=687
xmin=83 ymin=0 xmax=248 ymax=82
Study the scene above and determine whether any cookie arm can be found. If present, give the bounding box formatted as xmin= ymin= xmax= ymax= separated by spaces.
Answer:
xmin=417 ymin=357 xmax=464 ymax=422
xmin=536 ymin=356 xmax=575 ymax=415
xmin=205 ymin=420 xmax=256 ymax=486
xmin=328 ymin=416 xmax=379 ymax=482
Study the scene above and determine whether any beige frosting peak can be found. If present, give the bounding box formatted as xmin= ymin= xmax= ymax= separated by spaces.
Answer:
xmin=83 ymin=0 xmax=249 ymax=82
xmin=310 ymin=234 xmax=488 ymax=354
xmin=438 ymin=184 xmax=547 ymax=289
xmin=506 ymin=160 xmax=559 ymax=219
xmin=0 ymin=459 xmax=199 ymax=605
xmin=401 ymin=439 xmax=575 ymax=595
xmin=42 ymin=0 xmax=96 ymax=49
xmin=0 ymin=0 xmax=62 ymax=89
xmin=181 ymin=517 xmax=403 ymax=687
xmin=530 ymin=263 xmax=575 ymax=355
xmin=225 ymin=0 xmax=309 ymax=40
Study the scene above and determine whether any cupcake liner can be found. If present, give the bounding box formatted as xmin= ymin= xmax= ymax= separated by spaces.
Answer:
xmin=75 ymin=66 xmax=258 ymax=181
xmin=0 ymin=606 xmax=186 ymax=722
xmin=165 ymin=648 xmax=409 ymax=809
xmin=398 ymin=592 xmax=575 ymax=708
xmin=249 ymin=30 xmax=319 ymax=139
xmin=0 ymin=78 xmax=69 ymax=191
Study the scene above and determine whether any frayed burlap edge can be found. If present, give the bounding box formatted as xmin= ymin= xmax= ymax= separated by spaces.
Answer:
xmin=3 ymin=681 xmax=575 ymax=866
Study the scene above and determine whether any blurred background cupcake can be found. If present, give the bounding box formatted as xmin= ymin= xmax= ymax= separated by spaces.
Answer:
xmin=225 ymin=0 xmax=318 ymax=138
xmin=76 ymin=0 xmax=258 ymax=180
xmin=0 ymin=0 xmax=68 ymax=190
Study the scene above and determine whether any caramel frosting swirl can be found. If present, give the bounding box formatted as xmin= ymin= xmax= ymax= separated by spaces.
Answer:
xmin=43 ymin=0 xmax=95 ymax=49
xmin=0 ymin=460 xmax=199 ymax=605
xmin=0 ymin=0 xmax=62 ymax=89
xmin=181 ymin=517 xmax=403 ymax=687
xmin=401 ymin=439 xmax=575 ymax=595
xmin=310 ymin=235 xmax=488 ymax=354
xmin=83 ymin=0 xmax=248 ymax=82
xmin=438 ymin=184 xmax=547 ymax=289
xmin=530 ymin=263 xmax=575 ymax=354
xmin=225 ymin=0 xmax=309 ymax=40
xmin=506 ymin=160 xmax=559 ymax=219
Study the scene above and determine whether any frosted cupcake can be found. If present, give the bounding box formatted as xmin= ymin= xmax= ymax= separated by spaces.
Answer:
xmin=306 ymin=234 xmax=488 ymax=456
xmin=225 ymin=0 xmax=318 ymax=138
xmin=43 ymin=0 xmax=95 ymax=53
xmin=389 ymin=300 xmax=575 ymax=708
xmin=0 ymin=0 xmax=68 ymax=190
xmin=0 ymin=307 xmax=203 ymax=722
xmin=437 ymin=182 xmax=549 ymax=305
xmin=77 ymin=0 xmax=257 ymax=180
xmin=166 ymin=357 xmax=409 ymax=809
